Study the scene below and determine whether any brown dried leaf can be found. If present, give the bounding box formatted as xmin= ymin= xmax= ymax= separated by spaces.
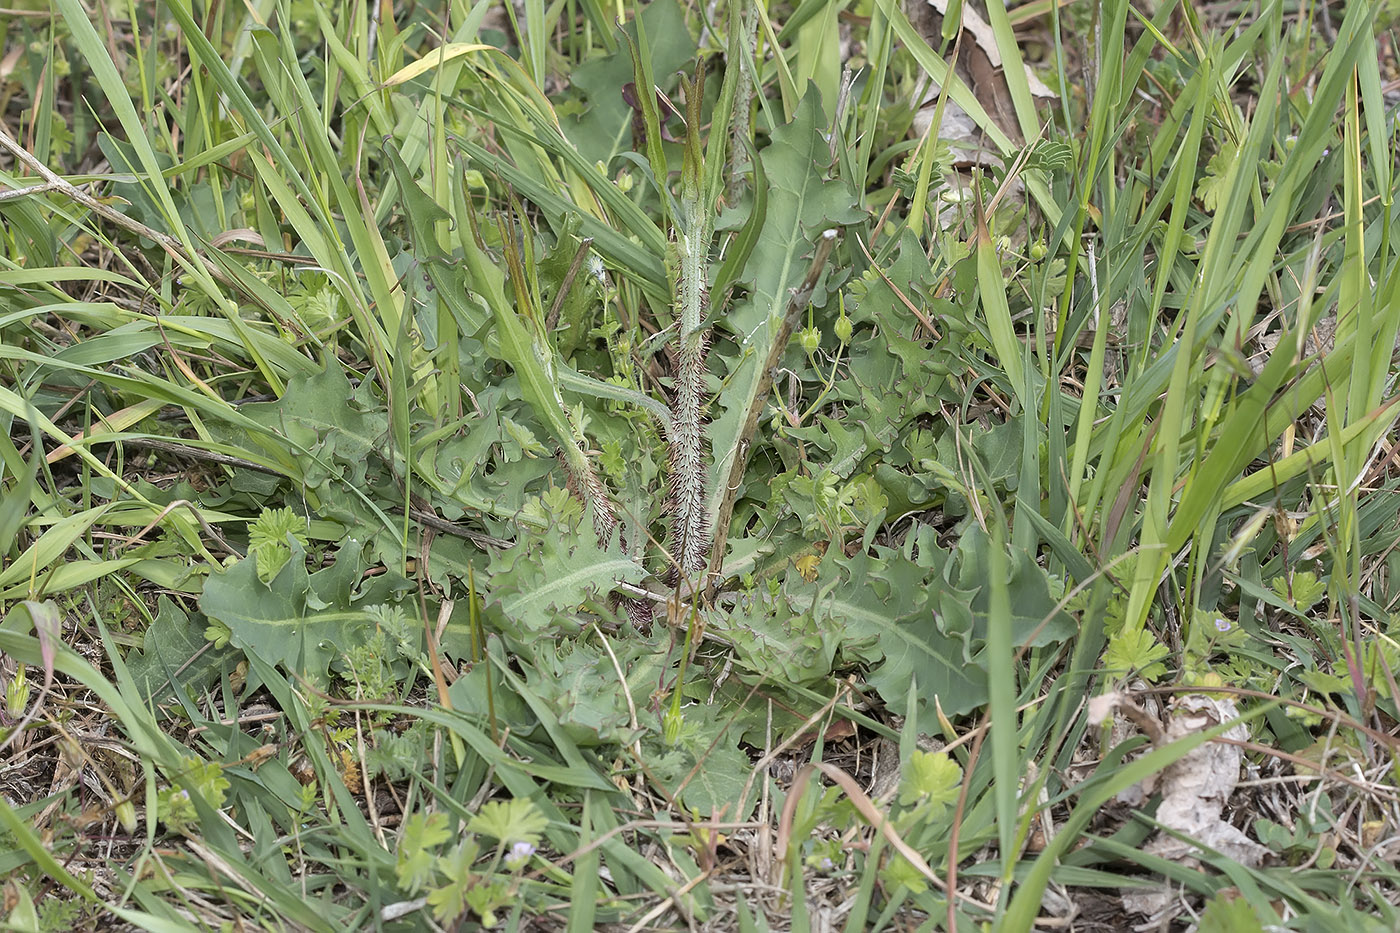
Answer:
xmin=1144 ymin=695 xmax=1270 ymax=868
xmin=906 ymin=0 xmax=1056 ymax=149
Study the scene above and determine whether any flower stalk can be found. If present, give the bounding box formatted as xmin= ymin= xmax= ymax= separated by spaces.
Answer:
xmin=667 ymin=64 xmax=714 ymax=586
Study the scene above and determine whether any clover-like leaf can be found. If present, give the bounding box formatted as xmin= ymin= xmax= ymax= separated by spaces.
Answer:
xmin=395 ymin=811 xmax=452 ymax=894
xmin=247 ymin=506 xmax=309 ymax=583
xmin=467 ymin=798 xmax=550 ymax=846
xmin=1104 ymin=626 xmax=1171 ymax=682
xmin=1196 ymin=143 xmax=1241 ymax=213
xmin=1271 ymin=570 xmax=1327 ymax=610
xmin=898 ymin=749 xmax=962 ymax=816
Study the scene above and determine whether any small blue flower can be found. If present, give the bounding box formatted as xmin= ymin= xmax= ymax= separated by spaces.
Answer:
xmin=505 ymin=840 xmax=536 ymax=868
xmin=1214 ymin=618 xmax=1232 ymax=633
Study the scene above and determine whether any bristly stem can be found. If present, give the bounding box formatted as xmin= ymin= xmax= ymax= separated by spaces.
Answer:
xmin=726 ymin=0 xmax=758 ymax=204
xmin=491 ymin=206 xmax=620 ymax=546
xmin=668 ymin=63 xmax=714 ymax=586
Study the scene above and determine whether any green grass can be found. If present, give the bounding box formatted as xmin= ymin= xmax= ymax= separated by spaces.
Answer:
xmin=1 ymin=0 xmax=1399 ymax=929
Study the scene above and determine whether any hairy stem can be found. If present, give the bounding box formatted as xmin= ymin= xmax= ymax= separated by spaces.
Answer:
xmin=726 ymin=0 xmax=759 ymax=204
xmin=667 ymin=65 xmax=715 ymax=585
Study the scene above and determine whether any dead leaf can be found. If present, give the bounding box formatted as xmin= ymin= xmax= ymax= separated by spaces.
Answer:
xmin=1144 ymin=695 xmax=1270 ymax=868
xmin=1105 ymin=694 xmax=1272 ymax=919
xmin=907 ymin=0 xmax=1056 ymax=150
xmin=1086 ymin=689 xmax=1125 ymax=727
